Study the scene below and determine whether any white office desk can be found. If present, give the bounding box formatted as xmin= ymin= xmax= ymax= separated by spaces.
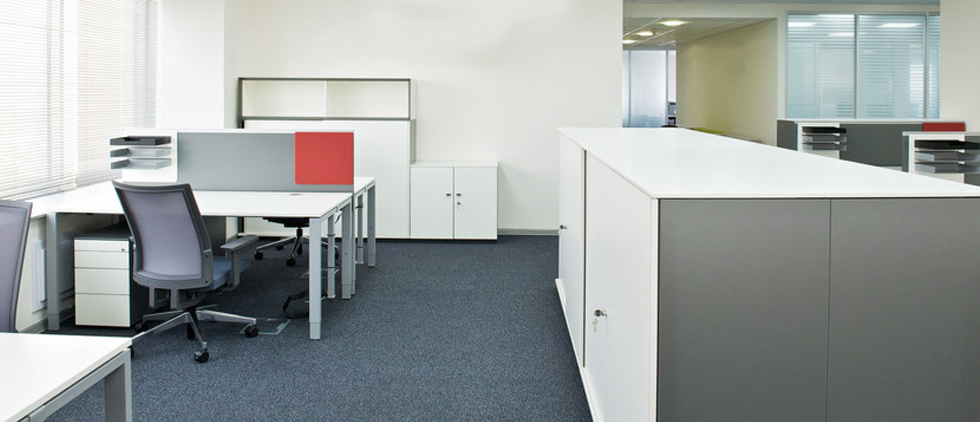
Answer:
xmin=30 ymin=180 xmax=367 ymax=340
xmin=0 ymin=333 xmax=132 ymax=422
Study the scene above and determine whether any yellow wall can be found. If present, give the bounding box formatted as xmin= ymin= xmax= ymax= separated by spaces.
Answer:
xmin=677 ymin=20 xmax=778 ymax=144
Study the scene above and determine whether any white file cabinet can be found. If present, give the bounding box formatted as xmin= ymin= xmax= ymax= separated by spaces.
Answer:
xmin=74 ymin=225 xmax=149 ymax=327
xmin=410 ymin=161 xmax=497 ymax=240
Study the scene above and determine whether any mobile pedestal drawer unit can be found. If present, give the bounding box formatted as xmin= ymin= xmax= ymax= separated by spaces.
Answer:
xmin=74 ymin=223 xmax=150 ymax=327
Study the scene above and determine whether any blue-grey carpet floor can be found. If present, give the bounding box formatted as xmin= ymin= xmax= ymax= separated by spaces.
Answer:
xmin=44 ymin=235 xmax=592 ymax=421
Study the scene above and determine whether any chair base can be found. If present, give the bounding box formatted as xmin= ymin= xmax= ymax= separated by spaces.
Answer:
xmin=255 ymin=227 xmax=333 ymax=267
xmin=132 ymin=306 xmax=258 ymax=363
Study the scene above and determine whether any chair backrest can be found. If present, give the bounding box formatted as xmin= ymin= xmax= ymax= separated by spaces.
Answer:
xmin=112 ymin=181 xmax=213 ymax=291
xmin=0 ymin=200 xmax=32 ymax=333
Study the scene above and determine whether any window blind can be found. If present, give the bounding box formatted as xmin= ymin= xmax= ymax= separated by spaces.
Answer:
xmin=856 ymin=15 xmax=926 ymax=118
xmin=786 ymin=14 xmax=856 ymax=119
xmin=787 ymin=13 xmax=940 ymax=120
xmin=927 ymin=14 xmax=940 ymax=118
xmin=0 ymin=0 xmax=157 ymax=200
xmin=0 ymin=1 xmax=69 ymax=199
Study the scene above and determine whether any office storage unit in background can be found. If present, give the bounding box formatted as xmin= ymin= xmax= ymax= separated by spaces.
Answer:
xmin=238 ymin=78 xmax=414 ymax=238
xmin=776 ymin=119 xmax=965 ymax=168
xmin=410 ymin=161 xmax=497 ymax=240
xmin=73 ymin=224 xmax=150 ymax=327
xmin=558 ymin=128 xmax=980 ymax=422
xmin=903 ymin=131 xmax=980 ymax=184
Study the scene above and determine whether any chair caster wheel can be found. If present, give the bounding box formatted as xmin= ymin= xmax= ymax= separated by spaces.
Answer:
xmin=194 ymin=349 xmax=209 ymax=363
xmin=287 ymin=258 xmax=296 ymax=266
xmin=245 ymin=325 xmax=259 ymax=338
xmin=134 ymin=321 xmax=149 ymax=333
xmin=254 ymin=251 xmax=264 ymax=260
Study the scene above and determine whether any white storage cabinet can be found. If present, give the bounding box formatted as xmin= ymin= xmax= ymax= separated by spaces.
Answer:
xmin=410 ymin=161 xmax=497 ymax=240
xmin=74 ymin=225 xmax=149 ymax=327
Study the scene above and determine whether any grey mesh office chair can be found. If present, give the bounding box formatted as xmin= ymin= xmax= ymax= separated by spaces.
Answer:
xmin=0 ymin=200 xmax=32 ymax=333
xmin=113 ymin=181 xmax=260 ymax=363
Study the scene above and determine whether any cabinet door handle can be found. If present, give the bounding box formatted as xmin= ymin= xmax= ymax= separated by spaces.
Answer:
xmin=445 ymin=192 xmax=452 ymax=197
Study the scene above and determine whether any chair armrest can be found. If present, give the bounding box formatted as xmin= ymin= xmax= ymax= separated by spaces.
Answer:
xmin=220 ymin=235 xmax=259 ymax=256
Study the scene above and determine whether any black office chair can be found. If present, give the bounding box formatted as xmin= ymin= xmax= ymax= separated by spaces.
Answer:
xmin=253 ymin=217 xmax=332 ymax=267
xmin=113 ymin=181 xmax=260 ymax=363
xmin=0 ymin=200 xmax=32 ymax=333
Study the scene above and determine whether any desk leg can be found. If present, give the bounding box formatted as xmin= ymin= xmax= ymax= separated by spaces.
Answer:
xmin=342 ymin=200 xmax=354 ymax=299
xmin=325 ymin=215 xmax=336 ymax=299
xmin=356 ymin=192 xmax=365 ymax=267
xmin=104 ymin=351 xmax=132 ymax=422
xmin=367 ymin=185 xmax=376 ymax=267
xmin=309 ymin=215 xmax=324 ymax=340
xmin=28 ymin=349 xmax=132 ymax=421
xmin=45 ymin=212 xmax=61 ymax=331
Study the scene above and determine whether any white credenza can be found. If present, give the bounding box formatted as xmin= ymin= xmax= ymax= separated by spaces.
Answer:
xmin=558 ymin=128 xmax=980 ymax=422
xmin=73 ymin=224 xmax=150 ymax=327
xmin=410 ymin=161 xmax=497 ymax=240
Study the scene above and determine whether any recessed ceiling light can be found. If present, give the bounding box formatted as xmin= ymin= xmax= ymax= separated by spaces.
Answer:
xmin=880 ymin=23 xmax=919 ymax=28
xmin=636 ymin=30 xmax=654 ymax=37
xmin=661 ymin=20 xmax=686 ymax=27
xmin=623 ymin=39 xmax=637 ymax=44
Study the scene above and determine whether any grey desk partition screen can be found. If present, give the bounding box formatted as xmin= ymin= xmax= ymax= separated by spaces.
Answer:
xmin=175 ymin=131 xmax=353 ymax=193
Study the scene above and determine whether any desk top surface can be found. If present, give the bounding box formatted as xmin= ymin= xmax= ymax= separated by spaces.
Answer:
xmin=560 ymin=128 xmax=980 ymax=199
xmin=28 ymin=177 xmax=374 ymax=218
xmin=0 ymin=333 xmax=131 ymax=422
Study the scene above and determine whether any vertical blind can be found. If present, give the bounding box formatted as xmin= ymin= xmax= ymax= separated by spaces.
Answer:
xmin=622 ymin=49 xmax=676 ymax=128
xmin=787 ymin=13 xmax=940 ymax=120
xmin=0 ymin=0 xmax=157 ymax=200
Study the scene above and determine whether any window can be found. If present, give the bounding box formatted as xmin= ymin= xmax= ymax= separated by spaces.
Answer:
xmin=623 ymin=49 xmax=676 ymax=127
xmin=786 ymin=13 xmax=940 ymax=119
xmin=0 ymin=0 xmax=158 ymax=200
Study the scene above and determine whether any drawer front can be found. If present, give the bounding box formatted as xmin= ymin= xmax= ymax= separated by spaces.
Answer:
xmin=75 ymin=294 xmax=132 ymax=327
xmin=75 ymin=239 xmax=129 ymax=253
xmin=75 ymin=268 xmax=131 ymax=295
xmin=75 ymin=250 xmax=129 ymax=269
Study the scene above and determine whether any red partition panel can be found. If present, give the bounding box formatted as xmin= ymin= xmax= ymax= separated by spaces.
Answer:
xmin=294 ymin=132 xmax=354 ymax=185
xmin=922 ymin=122 xmax=966 ymax=132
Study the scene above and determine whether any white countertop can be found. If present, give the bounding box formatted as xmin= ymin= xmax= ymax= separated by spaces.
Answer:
xmin=28 ymin=179 xmax=369 ymax=218
xmin=0 ymin=333 xmax=131 ymax=422
xmin=559 ymin=127 xmax=980 ymax=199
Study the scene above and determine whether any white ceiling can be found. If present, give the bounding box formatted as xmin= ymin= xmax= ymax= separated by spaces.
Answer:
xmin=622 ymin=0 xmax=939 ymax=48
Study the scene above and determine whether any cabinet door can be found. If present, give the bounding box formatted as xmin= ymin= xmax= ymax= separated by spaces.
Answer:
xmin=453 ymin=166 xmax=497 ymax=240
xmin=584 ymin=155 xmax=655 ymax=422
xmin=658 ymin=199 xmax=830 ymax=422
xmin=558 ymin=137 xmax=586 ymax=366
xmin=828 ymin=198 xmax=980 ymax=422
xmin=410 ymin=166 xmax=454 ymax=239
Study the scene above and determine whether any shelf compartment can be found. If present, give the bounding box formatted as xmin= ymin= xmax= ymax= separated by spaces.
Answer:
xmin=915 ymin=140 xmax=980 ymax=150
xmin=916 ymin=162 xmax=980 ymax=174
xmin=110 ymin=135 xmax=171 ymax=146
xmin=914 ymin=151 xmax=980 ymax=162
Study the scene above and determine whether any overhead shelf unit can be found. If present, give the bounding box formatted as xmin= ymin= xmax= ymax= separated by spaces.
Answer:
xmin=236 ymin=78 xmax=415 ymax=238
xmin=904 ymin=131 xmax=980 ymax=183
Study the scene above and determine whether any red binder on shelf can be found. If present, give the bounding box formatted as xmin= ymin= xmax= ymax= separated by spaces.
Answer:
xmin=294 ymin=132 xmax=354 ymax=185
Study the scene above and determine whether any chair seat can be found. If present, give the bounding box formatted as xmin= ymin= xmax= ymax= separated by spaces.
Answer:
xmin=188 ymin=256 xmax=251 ymax=292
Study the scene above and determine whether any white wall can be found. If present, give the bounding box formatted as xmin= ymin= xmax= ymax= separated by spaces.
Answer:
xmin=677 ymin=20 xmax=777 ymax=143
xmin=940 ymin=0 xmax=980 ymax=128
xmin=157 ymin=0 xmax=227 ymax=128
xmin=160 ymin=0 xmax=623 ymax=233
